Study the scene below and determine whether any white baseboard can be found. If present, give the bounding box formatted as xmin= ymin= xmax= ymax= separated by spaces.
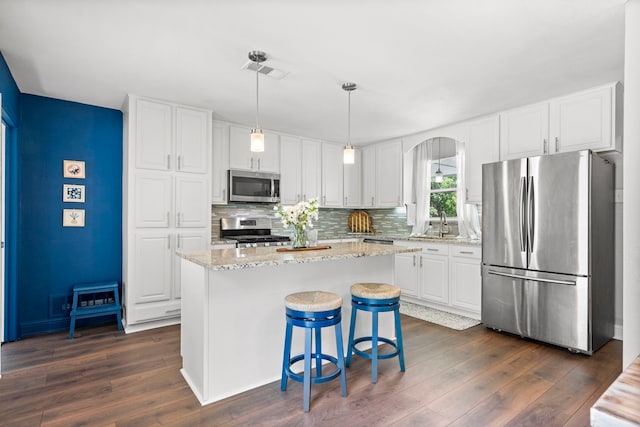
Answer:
xmin=614 ymin=323 xmax=623 ymax=341
xmin=124 ymin=317 xmax=180 ymax=334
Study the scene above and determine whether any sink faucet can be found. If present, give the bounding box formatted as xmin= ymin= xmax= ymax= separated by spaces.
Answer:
xmin=439 ymin=211 xmax=449 ymax=238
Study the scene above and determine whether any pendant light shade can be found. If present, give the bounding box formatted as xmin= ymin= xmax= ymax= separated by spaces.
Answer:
xmin=435 ymin=137 xmax=444 ymax=183
xmin=249 ymin=50 xmax=267 ymax=153
xmin=342 ymin=82 xmax=357 ymax=164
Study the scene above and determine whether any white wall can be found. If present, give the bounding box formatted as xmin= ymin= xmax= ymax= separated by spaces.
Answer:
xmin=623 ymin=0 xmax=640 ymax=369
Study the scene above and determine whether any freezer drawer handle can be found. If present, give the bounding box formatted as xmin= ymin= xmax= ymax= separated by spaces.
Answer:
xmin=487 ymin=270 xmax=575 ymax=286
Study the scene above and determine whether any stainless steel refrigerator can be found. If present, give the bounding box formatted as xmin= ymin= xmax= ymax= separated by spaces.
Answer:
xmin=481 ymin=150 xmax=614 ymax=354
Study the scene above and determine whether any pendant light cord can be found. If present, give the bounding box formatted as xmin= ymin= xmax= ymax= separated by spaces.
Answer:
xmin=255 ymin=63 xmax=259 ymax=129
xmin=347 ymin=90 xmax=351 ymax=145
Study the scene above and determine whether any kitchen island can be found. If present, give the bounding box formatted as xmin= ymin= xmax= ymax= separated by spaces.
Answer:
xmin=178 ymin=242 xmax=420 ymax=405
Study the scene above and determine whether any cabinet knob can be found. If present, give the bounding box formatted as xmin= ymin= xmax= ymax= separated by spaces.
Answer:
xmin=177 ymin=155 xmax=182 ymax=170
xmin=258 ymin=158 xmax=261 ymax=170
xmin=543 ymin=139 xmax=548 ymax=154
xmin=344 ymin=196 xmax=347 ymax=205
xmin=167 ymin=154 xmax=171 ymax=170
xmin=251 ymin=158 xmax=254 ymax=169
xmin=420 ymin=256 xmax=423 ymax=268
xmin=413 ymin=255 xmax=416 ymax=267
xmin=555 ymin=137 xmax=559 ymax=152
xmin=371 ymin=196 xmax=374 ymax=206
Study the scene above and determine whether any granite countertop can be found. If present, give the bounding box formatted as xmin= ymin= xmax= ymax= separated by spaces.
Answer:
xmin=180 ymin=241 xmax=421 ymax=271
xmin=211 ymin=234 xmax=482 ymax=247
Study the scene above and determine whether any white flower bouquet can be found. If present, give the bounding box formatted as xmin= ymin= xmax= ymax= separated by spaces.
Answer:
xmin=274 ymin=198 xmax=319 ymax=247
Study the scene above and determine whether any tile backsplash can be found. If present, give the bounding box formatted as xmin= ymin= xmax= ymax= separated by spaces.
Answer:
xmin=211 ymin=203 xmax=413 ymax=240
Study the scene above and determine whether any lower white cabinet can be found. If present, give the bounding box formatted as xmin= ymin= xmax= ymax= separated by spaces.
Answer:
xmin=394 ymin=240 xmax=481 ymax=319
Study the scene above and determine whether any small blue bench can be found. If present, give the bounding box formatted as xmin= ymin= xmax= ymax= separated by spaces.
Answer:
xmin=69 ymin=281 xmax=123 ymax=339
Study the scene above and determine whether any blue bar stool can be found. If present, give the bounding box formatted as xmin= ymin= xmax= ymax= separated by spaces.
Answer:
xmin=281 ymin=291 xmax=347 ymax=412
xmin=69 ymin=281 xmax=123 ymax=339
xmin=346 ymin=283 xmax=405 ymax=383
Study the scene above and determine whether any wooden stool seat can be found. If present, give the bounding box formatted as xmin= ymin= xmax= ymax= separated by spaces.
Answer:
xmin=69 ymin=281 xmax=123 ymax=339
xmin=351 ymin=283 xmax=401 ymax=300
xmin=281 ymin=291 xmax=347 ymax=412
xmin=284 ymin=290 xmax=343 ymax=312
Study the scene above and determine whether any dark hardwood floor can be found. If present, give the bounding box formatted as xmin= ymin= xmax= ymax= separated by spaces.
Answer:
xmin=0 ymin=315 xmax=621 ymax=426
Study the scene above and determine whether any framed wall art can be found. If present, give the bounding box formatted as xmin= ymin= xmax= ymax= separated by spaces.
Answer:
xmin=63 ymin=209 xmax=85 ymax=227
xmin=63 ymin=184 xmax=85 ymax=203
xmin=63 ymin=160 xmax=86 ymax=179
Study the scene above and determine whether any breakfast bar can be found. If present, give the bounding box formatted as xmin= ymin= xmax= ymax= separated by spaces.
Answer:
xmin=177 ymin=242 xmax=420 ymax=405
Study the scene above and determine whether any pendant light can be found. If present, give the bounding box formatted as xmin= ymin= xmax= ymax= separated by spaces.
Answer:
xmin=435 ymin=137 xmax=444 ymax=183
xmin=249 ymin=50 xmax=266 ymax=153
xmin=342 ymin=82 xmax=357 ymax=164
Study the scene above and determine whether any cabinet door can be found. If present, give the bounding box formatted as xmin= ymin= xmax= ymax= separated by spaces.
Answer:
xmin=280 ymin=136 xmax=302 ymax=204
xmin=135 ymin=99 xmax=173 ymax=171
xmin=394 ymin=254 xmax=419 ymax=297
xmin=450 ymin=255 xmax=481 ymax=312
xmin=420 ymin=254 xmax=449 ymax=304
xmin=301 ymin=139 xmax=321 ymax=202
xmin=174 ymin=232 xmax=209 ymax=299
xmin=211 ymin=122 xmax=229 ymax=204
xmin=175 ymin=177 xmax=209 ymax=228
xmin=362 ymin=146 xmax=376 ymax=207
xmin=176 ymin=107 xmax=209 ymax=174
xmin=229 ymin=126 xmax=253 ymax=170
xmin=376 ymin=140 xmax=403 ymax=207
xmin=466 ymin=115 xmax=500 ymax=202
xmin=135 ymin=173 xmax=172 ymax=228
xmin=134 ymin=233 xmax=173 ymax=303
xmin=343 ymin=149 xmax=362 ymax=207
xmin=321 ymin=143 xmax=344 ymax=207
xmin=256 ymin=132 xmax=280 ymax=173
xmin=500 ymin=102 xmax=549 ymax=160
xmin=550 ymin=86 xmax=612 ymax=153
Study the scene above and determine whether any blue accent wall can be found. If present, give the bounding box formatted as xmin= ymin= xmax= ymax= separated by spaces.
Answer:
xmin=18 ymin=94 xmax=122 ymax=336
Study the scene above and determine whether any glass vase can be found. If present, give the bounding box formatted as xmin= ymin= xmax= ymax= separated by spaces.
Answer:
xmin=291 ymin=224 xmax=307 ymax=248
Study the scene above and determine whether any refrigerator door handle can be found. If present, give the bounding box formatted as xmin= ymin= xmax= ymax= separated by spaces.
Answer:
xmin=527 ymin=176 xmax=535 ymax=253
xmin=519 ymin=177 xmax=527 ymax=252
xmin=487 ymin=270 xmax=576 ymax=286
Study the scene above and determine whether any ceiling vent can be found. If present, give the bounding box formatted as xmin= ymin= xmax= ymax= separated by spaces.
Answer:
xmin=241 ymin=61 xmax=288 ymax=80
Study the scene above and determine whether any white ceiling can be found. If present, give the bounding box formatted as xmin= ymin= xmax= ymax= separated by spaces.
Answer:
xmin=0 ymin=0 xmax=626 ymax=145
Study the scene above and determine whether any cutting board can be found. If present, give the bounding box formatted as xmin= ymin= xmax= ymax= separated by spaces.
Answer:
xmin=348 ymin=211 xmax=374 ymax=233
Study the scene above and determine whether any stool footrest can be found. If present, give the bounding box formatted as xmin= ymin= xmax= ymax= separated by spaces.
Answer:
xmin=352 ymin=336 xmax=400 ymax=360
xmin=286 ymin=353 xmax=342 ymax=384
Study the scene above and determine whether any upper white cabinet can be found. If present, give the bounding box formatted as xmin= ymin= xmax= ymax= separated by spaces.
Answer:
xmin=466 ymin=115 xmax=500 ymax=203
xmin=229 ymin=125 xmax=280 ymax=173
xmin=362 ymin=140 xmax=403 ymax=208
xmin=321 ymin=143 xmax=344 ymax=207
xmin=280 ymin=137 xmax=321 ymax=205
xmin=343 ymin=149 xmax=362 ymax=207
xmin=550 ymin=84 xmax=620 ymax=153
xmin=500 ymin=82 xmax=622 ymax=160
xmin=135 ymin=99 xmax=209 ymax=173
xmin=376 ymin=140 xmax=403 ymax=207
xmin=500 ymin=102 xmax=550 ymax=160
xmin=211 ymin=122 xmax=229 ymax=204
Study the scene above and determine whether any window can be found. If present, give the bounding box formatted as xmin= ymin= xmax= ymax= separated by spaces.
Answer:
xmin=430 ymin=156 xmax=457 ymax=218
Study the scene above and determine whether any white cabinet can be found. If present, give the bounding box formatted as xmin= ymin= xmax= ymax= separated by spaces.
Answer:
xmin=280 ymin=137 xmax=321 ymax=204
xmin=449 ymin=246 xmax=482 ymax=312
xmin=466 ymin=115 xmax=500 ymax=203
xmin=394 ymin=253 xmax=419 ymax=297
xmin=175 ymin=176 xmax=209 ymax=228
xmin=174 ymin=232 xmax=210 ymax=300
xmin=229 ymin=125 xmax=280 ymax=173
xmin=343 ymin=149 xmax=362 ymax=207
xmin=550 ymin=83 xmax=621 ymax=153
xmin=394 ymin=240 xmax=480 ymax=319
xmin=362 ymin=146 xmax=376 ymax=207
xmin=500 ymin=102 xmax=550 ymax=160
xmin=211 ymin=122 xmax=229 ymax=204
xmin=376 ymin=140 xmax=403 ymax=207
xmin=134 ymin=173 xmax=172 ymax=228
xmin=321 ymin=143 xmax=344 ymax=207
xmin=500 ymin=82 xmax=622 ymax=160
xmin=134 ymin=99 xmax=210 ymax=173
xmin=361 ymin=140 xmax=403 ymax=208
xmin=123 ymin=95 xmax=211 ymax=332
xmin=419 ymin=245 xmax=449 ymax=304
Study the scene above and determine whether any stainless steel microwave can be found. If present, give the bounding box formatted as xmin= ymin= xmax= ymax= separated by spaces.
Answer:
xmin=228 ymin=170 xmax=280 ymax=203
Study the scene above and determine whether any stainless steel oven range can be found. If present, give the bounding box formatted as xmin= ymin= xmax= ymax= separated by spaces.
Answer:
xmin=220 ymin=216 xmax=290 ymax=248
